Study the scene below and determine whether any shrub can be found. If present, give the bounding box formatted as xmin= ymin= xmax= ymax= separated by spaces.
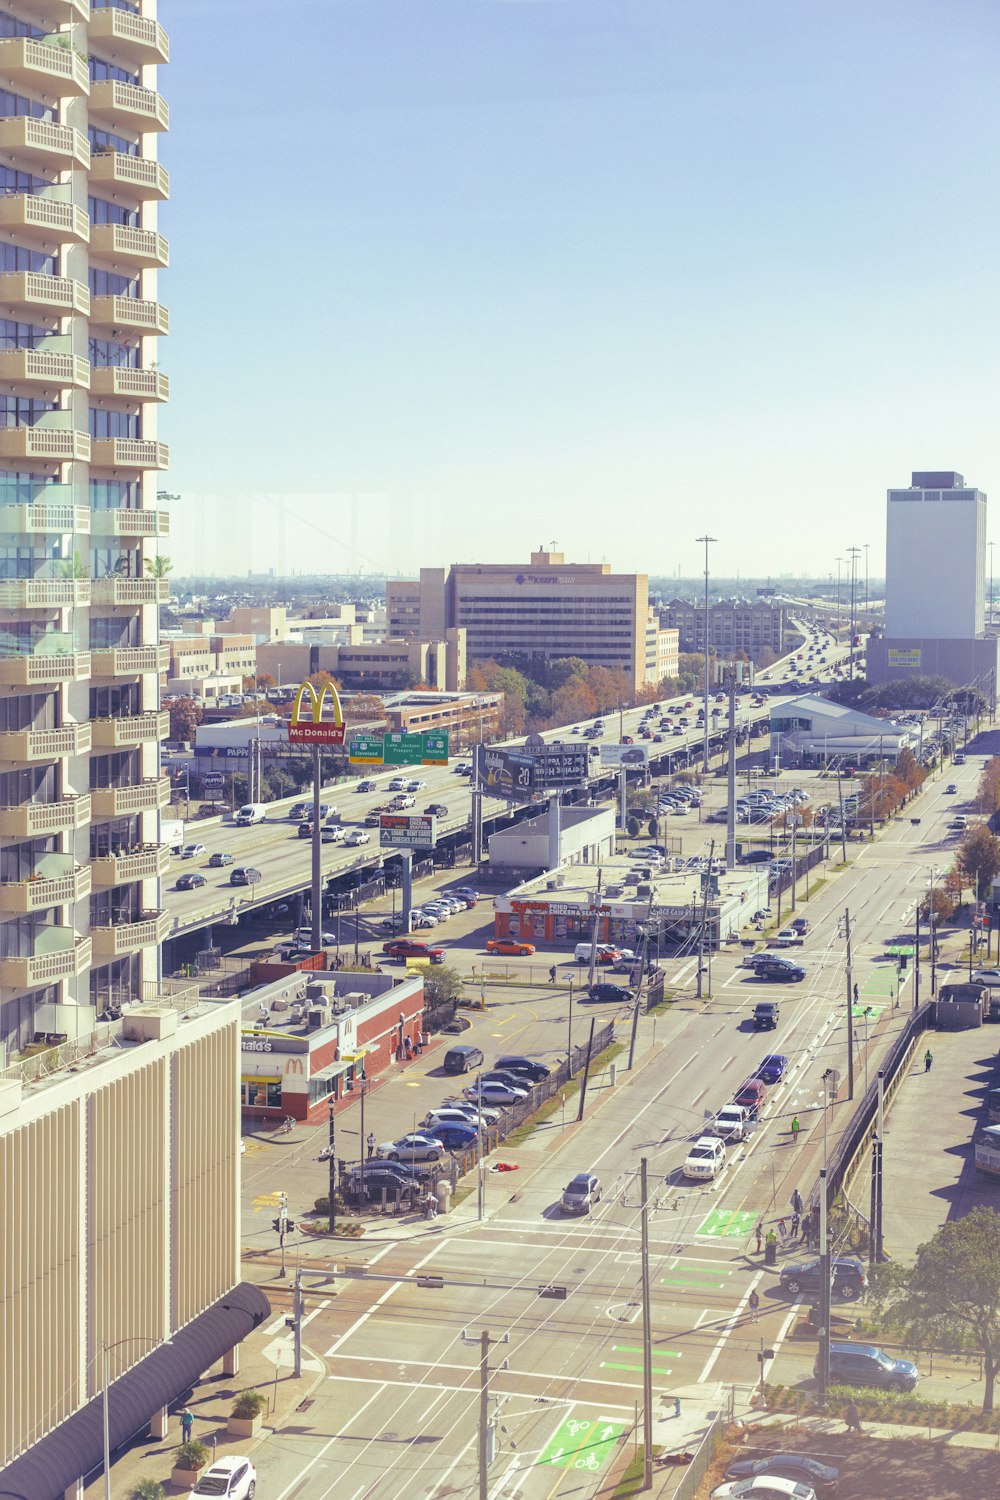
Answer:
xmin=231 ymin=1387 xmax=267 ymax=1420
xmin=626 ymin=816 xmax=641 ymax=838
xmin=130 ymin=1483 xmax=166 ymax=1500
xmin=174 ymin=1440 xmax=210 ymax=1471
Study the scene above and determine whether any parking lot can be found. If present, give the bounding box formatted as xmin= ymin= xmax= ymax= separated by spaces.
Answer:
xmin=701 ymin=1431 xmax=1000 ymax=1500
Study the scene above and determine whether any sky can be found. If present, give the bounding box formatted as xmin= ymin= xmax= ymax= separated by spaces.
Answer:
xmin=160 ymin=0 xmax=1000 ymax=581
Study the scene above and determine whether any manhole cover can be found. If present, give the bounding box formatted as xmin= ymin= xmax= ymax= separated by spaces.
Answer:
xmin=380 ymin=1431 xmax=399 ymax=1441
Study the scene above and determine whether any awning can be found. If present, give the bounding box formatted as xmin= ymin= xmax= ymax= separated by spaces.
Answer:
xmin=0 ymin=1281 xmax=271 ymax=1500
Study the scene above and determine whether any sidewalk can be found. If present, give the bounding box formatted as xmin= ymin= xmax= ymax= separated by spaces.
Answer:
xmin=746 ymin=1407 xmax=1000 ymax=1450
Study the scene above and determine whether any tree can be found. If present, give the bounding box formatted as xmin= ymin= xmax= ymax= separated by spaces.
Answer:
xmin=167 ymin=695 xmax=202 ymax=742
xmin=869 ymin=1206 xmax=1000 ymax=1412
xmin=626 ymin=815 xmax=641 ymax=838
xmin=343 ymin=693 xmax=386 ymax=721
xmin=422 ymin=965 xmax=465 ymax=1006
xmin=144 ymin=554 xmax=172 ymax=579
xmin=919 ymin=886 xmax=956 ymax=924
xmin=894 ymin=746 xmax=926 ymax=795
xmin=958 ymin=824 xmax=1000 ymax=902
xmin=647 ymin=816 xmax=659 ymax=839
xmin=976 ymin=757 xmax=1000 ymax=817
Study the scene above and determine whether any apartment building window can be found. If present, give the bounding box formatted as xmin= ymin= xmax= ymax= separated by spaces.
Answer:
xmin=0 ymin=536 xmax=62 ymax=579
xmin=90 ymin=749 xmax=140 ymax=791
xmin=0 ymin=397 xmax=57 ymax=432
xmin=92 ymin=0 xmax=142 ymax=12
xmin=90 ymin=887 xmax=141 ymax=927
xmin=89 ymin=337 xmax=140 ymax=369
xmin=0 ymin=165 xmax=54 ymax=197
xmin=89 ymin=57 xmax=140 ymax=87
xmin=0 ymin=319 xmax=57 ymax=351
xmin=0 ymin=87 xmax=55 ymax=122
xmin=0 ymin=764 xmax=57 ymax=807
xmin=88 ymin=195 xmax=139 ymax=227
xmin=0 ymin=835 xmax=56 ymax=883
xmin=0 ymin=692 xmax=55 ymax=733
xmin=90 ymin=683 xmax=141 ymax=719
xmin=90 ymin=478 xmax=140 ymax=509
xmin=0 ymin=15 xmax=44 ymax=39
xmin=89 ymin=268 xmax=139 ymax=299
xmin=87 ymin=130 xmax=139 ymax=161
xmin=89 ymin=614 xmax=139 ymax=650
xmin=89 ymin=407 xmax=140 ymax=440
xmin=0 ymin=914 xmax=57 ymax=959
xmin=89 ymin=818 xmax=139 ymax=858
xmin=90 ymin=955 xmax=140 ymax=1012
xmin=0 ymin=242 xmax=58 ymax=276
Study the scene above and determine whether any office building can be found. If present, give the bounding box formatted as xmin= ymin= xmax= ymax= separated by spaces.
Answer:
xmin=387 ymin=551 xmax=663 ymax=691
xmin=0 ymin=0 xmax=172 ymax=1057
xmin=868 ymin=471 xmax=1000 ymax=691
xmin=658 ymin=597 xmax=786 ymax=659
xmin=0 ymin=994 xmax=268 ymax=1499
xmin=255 ymin=628 xmax=467 ymax=692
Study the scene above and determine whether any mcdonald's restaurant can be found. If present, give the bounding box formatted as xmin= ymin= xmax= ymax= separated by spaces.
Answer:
xmin=239 ymin=969 xmax=425 ymax=1124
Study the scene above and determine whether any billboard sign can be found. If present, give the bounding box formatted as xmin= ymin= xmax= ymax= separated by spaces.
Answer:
xmin=530 ymin=743 xmax=589 ymax=786
xmin=288 ymin=680 xmax=346 ymax=745
xmin=599 ymin=743 xmax=650 ymax=770
xmin=349 ymin=731 xmax=449 ymax=767
xmin=477 ymin=745 xmax=535 ymax=798
xmin=887 ymin=648 xmax=922 ymax=672
xmin=379 ymin=813 xmax=438 ymax=848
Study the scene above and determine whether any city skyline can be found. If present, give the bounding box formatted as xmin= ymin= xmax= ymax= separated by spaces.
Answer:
xmin=162 ymin=0 xmax=1000 ymax=576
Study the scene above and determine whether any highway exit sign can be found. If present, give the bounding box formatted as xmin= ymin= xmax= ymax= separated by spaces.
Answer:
xmin=349 ymin=731 xmax=449 ymax=767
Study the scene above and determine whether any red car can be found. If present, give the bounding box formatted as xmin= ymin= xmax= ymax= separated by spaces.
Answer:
xmin=382 ymin=939 xmax=445 ymax=964
xmin=486 ymin=938 xmax=536 ymax=957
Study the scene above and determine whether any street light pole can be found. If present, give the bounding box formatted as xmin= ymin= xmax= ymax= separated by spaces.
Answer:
xmin=696 ymin=534 xmax=717 ymax=775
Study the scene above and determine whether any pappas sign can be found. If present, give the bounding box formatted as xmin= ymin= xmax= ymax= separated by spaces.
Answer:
xmin=288 ymin=680 xmax=346 ymax=745
xmin=379 ymin=813 xmax=437 ymax=848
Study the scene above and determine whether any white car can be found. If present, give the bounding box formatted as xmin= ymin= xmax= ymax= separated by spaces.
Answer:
xmin=711 ymin=1477 xmax=816 ymax=1500
xmin=407 ymin=779 xmax=428 ymax=790
xmin=322 ymin=825 xmax=347 ymax=843
xmin=683 ymin=1136 xmax=727 ymax=1181
xmin=773 ymin=929 xmax=802 ymax=947
xmin=295 ymin=927 xmax=337 ymax=945
xmin=972 ymin=969 xmax=1000 ymax=986
xmin=425 ymin=1107 xmax=491 ymax=1131
xmin=186 ymin=1455 xmax=257 ymax=1498
xmin=376 ymin=1133 xmax=444 ymax=1163
xmin=345 ymin=830 xmax=371 ymax=846
xmin=181 ymin=843 xmax=206 ymax=859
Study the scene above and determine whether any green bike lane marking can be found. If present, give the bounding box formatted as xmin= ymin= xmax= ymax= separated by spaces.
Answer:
xmin=601 ymin=1344 xmax=680 ymax=1376
xmin=661 ymin=1264 xmax=732 ymax=1288
xmin=697 ymin=1208 xmax=758 ymax=1239
xmin=539 ymin=1412 xmax=627 ymax=1471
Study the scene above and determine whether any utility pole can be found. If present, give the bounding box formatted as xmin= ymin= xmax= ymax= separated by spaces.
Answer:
xmin=817 ymin=1167 xmax=831 ymax=1404
xmin=639 ymin=1159 xmax=654 ymax=1491
xmin=725 ymin=667 xmax=738 ymax=870
xmin=869 ymin=1071 xmax=885 ymax=1266
xmin=914 ymin=901 xmax=921 ymax=1010
xmin=327 ymin=1096 xmax=337 ymax=1234
xmin=842 ymin=907 xmax=855 ymax=1100
xmin=476 ymin=1330 xmax=507 ymax=1498
xmin=847 ymin=546 xmax=861 ymax=680
xmin=292 ymin=1268 xmax=304 ymax=1378
xmin=311 ymin=743 xmax=322 ymax=952
xmin=697 ymin=533 xmax=717 ymax=774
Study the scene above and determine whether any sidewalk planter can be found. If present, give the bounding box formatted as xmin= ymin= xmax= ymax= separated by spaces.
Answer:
xmin=228 ymin=1387 xmax=267 ymax=1437
xmin=169 ymin=1440 xmax=210 ymax=1489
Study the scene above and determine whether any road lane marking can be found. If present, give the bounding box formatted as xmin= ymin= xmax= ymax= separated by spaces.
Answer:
xmin=697 ymin=1270 xmax=763 ymax=1384
xmin=272 ymin=1383 xmax=387 ymax=1500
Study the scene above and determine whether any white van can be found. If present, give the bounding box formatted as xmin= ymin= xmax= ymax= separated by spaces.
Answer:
xmin=234 ymin=803 xmax=266 ymax=826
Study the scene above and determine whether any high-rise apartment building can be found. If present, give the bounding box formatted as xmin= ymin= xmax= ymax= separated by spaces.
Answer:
xmin=0 ymin=0 xmax=171 ymax=1057
xmin=884 ymin=471 xmax=986 ymax=638
xmin=387 ymin=551 xmax=665 ymax=691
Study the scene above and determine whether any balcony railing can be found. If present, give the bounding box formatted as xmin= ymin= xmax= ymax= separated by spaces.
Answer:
xmin=0 ymin=577 xmax=90 ymax=609
xmin=88 ymin=151 xmax=169 ymax=201
xmin=0 ymin=427 xmax=91 ymax=463
xmin=0 ymin=271 xmax=90 ymax=315
xmin=0 ymin=37 xmax=91 ymax=97
xmin=0 ymin=722 xmax=91 ymax=763
xmin=0 ymin=650 xmax=91 ymax=687
xmin=0 ymin=348 xmax=90 ymax=389
xmin=90 ymin=644 xmax=169 ymax=678
xmin=0 ymin=864 xmax=91 ymax=914
xmin=0 ymin=934 xmax=91 ymax=990
xmin=89 ymin=295 xmax=168 ymax=334
xmin=91 ymin=845 xmax=171 ymax=889
xmin=0 ymin=794 xmax=91 ymax=838
xmin=88 ymin=7 xmax=169 ymax=65
xmin=0 ymin=192 xmax=90 ymax=242
xmin=0 ymin=495 xmax=90 ymax=535
xmin=91 ymin=910 xmax=171 ymax=959
xmin=90 ymin=777 xmax=170 ymax=818
xmin=89 ymin=577 xmax=170 ymax=607
xmin=90 ymin=438 xmax=169 ymax=471
xmin=90 ymin=507 xmax=169 ymax=538
xmin=90 ymin=223 xmax=169 ymax=270
xmin=89 ymin=80 xmax=168 ymax=132
xmin=90 ymin=366 xmax=168 ymax=402
xmin=90 ymin=710 xmax=169 ymax=748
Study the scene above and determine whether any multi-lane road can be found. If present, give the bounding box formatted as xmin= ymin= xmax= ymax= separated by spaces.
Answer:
xmin=239 ymin=699 xmax=982 ymax=1500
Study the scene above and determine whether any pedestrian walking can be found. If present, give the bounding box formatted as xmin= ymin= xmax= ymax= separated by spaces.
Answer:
xmin=366 ymin=1131 xmax=375 ymax=1159
xmin=179 ymin=1408 xmax=194 ymax=1443
xmin=853 ymin=982 xmax=859 ymax=1004
xmin=924 ymin=1049 xmax=933 ymax=1073
xmin=844 ymin=1397 xmax=863 ymax=1434
xmin=548 ymin=965 xmax=557 ymax=984
xmin=765 ymin=1228 xmax=777 ymax=1253
xmin=754 ymin=1221 xmax=763 ymax=1255
xmin=790 ymin=1186 xmax=803 ymax=1216
xmin=777 ymin=1216 xmax=787 ymax=1241
xmin=790 ymin=1116 xmax=801 ymax=1144
xmin=748 ymin=1289 xmax=760 ymax=1323
xmin=791 ymin=1210 xmax=800 ymax=1238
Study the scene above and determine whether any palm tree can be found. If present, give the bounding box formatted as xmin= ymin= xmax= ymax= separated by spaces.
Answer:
xmin=145 ymin=554 xmax=173 ymax=579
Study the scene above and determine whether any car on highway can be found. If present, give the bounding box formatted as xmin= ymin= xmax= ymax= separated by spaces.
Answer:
xmin=322 ymin=825 xmax=346 ymax=843
xmin=463 ymin=1080 xmax=528 ymax=1107
xmin=790 ymin=917 xmax=810 ymax=935
xmin=753 ymin=958 xmax=806 ymax=983
xmin=181 ymin=842 xmax=206 ymax=859
xmin=407 ymin=779 xmax=428 ymax=791
xmin=388 ymin=777 xmax=408 ymax=790
xmin=683 ymin=1136 xmax=726 ymax=1180
xmin=382 ymin=939 xmax=445 ymax=963
xmin=424 ymin=803 xmax=449 ymax=817
xmin=781 ymin=1255 xmax=867 ymax=1302
xmin=289 ymin=801 xmax=309 ymax=820
xmin=356 ymin=779 xmax=378 ymax=792
xmin=376 ymin=1133 xmax=445 ymax=1163
xmin=345 ymin=830 xmax=371 ymax=845
xmin=587 ymin=982 xmax=634 ymax=1003
xmin=175 ymin=872 xmax=208 ymax=891
xmin=391 ymin=794 xmax=415 ymax=809
xmin=298 ymin=821 xmax=316 ymax=838
xmin=819 ymin=1341 xmax=919 ymax=1392
xmin=208 ymin=851 xmax=234 ymax=867
xmin=946 ymin=783 xmax=958 ymax=793
xmin=485 ymin=937 xmax=536 ymax=957
xmin=495 ymin=1056 xmax=551 ymax=1083
xmin=560 ymin=1172 xmax=602 ymax=1215
xmin=184 ymin=1455 xmax=257 ymax=1499
xmin=733 ymin=1078 xmax=767 ymax=1118
xmin=755 ymin=1054 xmax=788 ymax=1084
xmin=230 ymin=867 xmax=261 ymax=885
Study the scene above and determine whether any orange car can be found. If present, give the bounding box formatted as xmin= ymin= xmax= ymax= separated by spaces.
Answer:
xmin=486 ymin=938 xmax=536 ymax=957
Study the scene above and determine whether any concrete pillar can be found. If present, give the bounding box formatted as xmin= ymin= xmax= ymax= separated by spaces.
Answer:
xmin=149 ymin=1403 xmax=169 ymax=1439
xmin=222 ymin=1343 xmax=240 ymax=1378
xmin=63 ymin=1479 xmax=84 ymax=1500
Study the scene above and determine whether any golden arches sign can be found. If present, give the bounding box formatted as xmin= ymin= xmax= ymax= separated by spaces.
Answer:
xmin=288 ymin=679 xmax=346 ymax=745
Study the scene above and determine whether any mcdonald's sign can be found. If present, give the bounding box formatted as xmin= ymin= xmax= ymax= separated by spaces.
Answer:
xmin=288 ymin=679 xmax=346 ymax=745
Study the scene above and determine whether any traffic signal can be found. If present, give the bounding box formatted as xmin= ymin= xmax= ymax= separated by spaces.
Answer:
xmin=272 ymin=1218 xmax=282 ymax=1233
xmin=285 ymin=1219 xmax=295 ymax=1233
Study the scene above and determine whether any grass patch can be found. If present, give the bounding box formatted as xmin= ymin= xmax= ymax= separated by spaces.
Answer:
xmin=502 ymin=1038 xmax=627 ymax=1145
xmin=612 ymin=1449 xmax=647 ymax=1497
xmin=645 ymin=988 xmax=676 ymax=1016
xmin=762 ymin=1384 xmax=1000 ymax=1432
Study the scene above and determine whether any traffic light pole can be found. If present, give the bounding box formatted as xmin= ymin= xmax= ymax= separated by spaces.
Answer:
xmin=817 ymin=1167 xmax=830 ymax=1404
xmin=311 ymin=744 xmax=322 ymax=953
xmin=327 ymin=1095 xmax=336 ymax=1235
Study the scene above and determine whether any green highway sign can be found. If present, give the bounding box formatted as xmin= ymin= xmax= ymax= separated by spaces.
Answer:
xmin=348 ymin=731 xmax=450 ymax=767
xmin=349 ymin=734 xmax=384 ymax=765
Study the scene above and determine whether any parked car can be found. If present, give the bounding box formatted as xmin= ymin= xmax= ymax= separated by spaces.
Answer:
xmin=708 ymin=1104 xmax=751 ymax=1141
xmin=752 ymin=1001 xmax=780 ymax=1029
xmin=972 ymin=968 xmax=1000 ymax=985
xmin=184 ymin=1455 xmax=258 ymax=1499
xmin=733 ymin=1079 xmax=767 ymax=1118
xmin=383 ymin=939 xmax=445 ymax=963
xmin=434 ymin=1123 xmax=480 ymax=1151
xmin=755 ymin=1054 xmax=788 ymax=1084
xmin=481 ymin=1069 xmax=536 ymax=1092
xmin=495 ymin=1056 xmax=551 ymax=1083
xmin=463 ymin=1080 xmax=528 ymax=1107
xmin=176 ymin=872 xmax=207 ymax=891
xmin=424 ymin=1106 xmax=490 ymax=1131
xmin=208 ymin=851 xmax=234 ymax=867
xmin=561 ymin=1172 xmax=602 ymax=1215
xmin=587 ymin=983 xmax=634 ymax=1003
xmin=181 ymin=842 xmax=206 ymax=859
xmin=682 ymin=1136 xmax=727 ymax=1180
xmin=230 ymin=867 xmax=261 ymax=885
xmin=376 ymin=1133 xmax=445 ymax=1163
xmin=485 ymin=938 xmax=536 ymax=957
xmin=818 ymin=1341 xmax=919 ymax=1392
xmin=780 ymin=1256 xmax=867 ymax=1302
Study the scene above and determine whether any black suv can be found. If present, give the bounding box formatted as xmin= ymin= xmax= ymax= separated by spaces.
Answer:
xmin=752 ymin=1001 xmax=780 ymax=1029
xmin=780 ymin=1255 xmax=867 ymax=1301
xmin=495 ymin=1056 xmax=551 ymax=1083
xmin=754 ymin=958 xmax=805 ymax=983
xmin=817 ymin=1341 xmax=919 ymax=1392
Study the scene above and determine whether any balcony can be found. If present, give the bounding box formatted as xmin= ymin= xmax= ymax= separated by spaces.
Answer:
xmin=0 ymin=348 xmax=90 ymax=390
xmin=0 ymin=271 xmax=89 ymax=316
xmin=0 ymin=118 xmax=89 ymax=173
xmin=0 ymin=36 xmax=90 ymax=97
xmin=90 ymin=366 xmax=168 ymax=403
xmin=0 ymin=793 xmax=91 ymax=838
xmin=0 ymin=933 xmax=91 ymax=990
xmin=90 ymin=777 xmax=169 ymax=818
xmin=0 ymin=861 xmax=91 ymax=915
xmin=0 ymin=577 xmax=90 ymax=609
xmin=24 ymin=1 xmax=89 ymax=26
xmin=89 ymin=80 xmax=168 ymax=133
xmin=90 ymin=223 xmax=169 ymax=270
xmin=91 ymin=910 xmax=170 ymax=959
xmin=88 ymin=7 xmax=169 ymax=66
xmin=0 ymin=649 xmax=91 ymax=687
xmin=0 ymin=190 xmax=89 ymax=241
xmin=89 ymin=295 xmax=168 ymax=335
xmin=90 ymin=506 xmax=168 ymax=538
xmin=90 ymin=644 xmax=169 ymax=678
xmin=88 ymin=151 xmax=169 ymax=202
xmin=90 ymin=710 xmax=169 ymax=748
xmin=0 ymin=721 xmax=91 ymax=763
xmin=90 ymin=438 xmax=169 ymax=472
xmin=90 ymin=845 xmax=170 ymax=889
xmin=0 ymin=496 xmax=90 ymax=534
xmin=0 ymin=427 xmax=91 ymax=463
xmin=90 ymin=577 xmax=169 ymax=608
